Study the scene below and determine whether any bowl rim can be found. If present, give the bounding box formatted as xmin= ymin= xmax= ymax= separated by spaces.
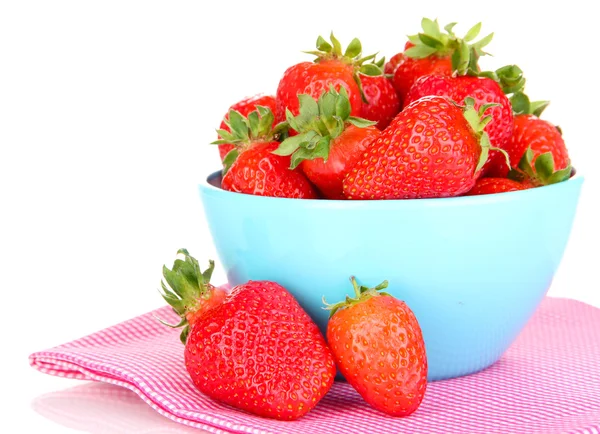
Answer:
xmin=199 ymin=169 xmax=584 ymax=208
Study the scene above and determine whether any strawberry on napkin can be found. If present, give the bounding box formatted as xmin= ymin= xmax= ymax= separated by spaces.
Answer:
xmin=30 ymin=297 xmax=600 ymax=434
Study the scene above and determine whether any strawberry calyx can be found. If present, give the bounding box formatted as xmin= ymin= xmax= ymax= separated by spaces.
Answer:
xmin=304 ymin=33 xmax=383 ymax=103
xmin=323 ymin=277 xmax=389 ymax=318
xmin=478 ymin=65 xmax=549 ymax=116
xmin=509 ymin=92 xmax=550 ymax=117
xmin=212 ymin=106 xmax=286 ymax=174
xmin=404 ymin=18 xmax=493 ymax=75
xmin=273 ymin=86 xmax=377 ymax=169
xmin=508 ymin=147 xmax=572 ymax=186
xmin=478 ymin=64 xmax=526 ymax=95
xmin=158 ymin=248 xmax=219 ymax=344
xmin=460 ymin=97 xmax=510 ymax=173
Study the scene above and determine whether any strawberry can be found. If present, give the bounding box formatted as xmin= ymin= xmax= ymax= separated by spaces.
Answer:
xmin=217 ymin=94 xmax=277 ymax=161
xmin=466 ymin=177 xmax=527 ymax=196
xmin=276 ymin=34 xmax=381 ymax=125
xmin=404 ymin=74 xmax=514 ymax=175
xmin=160 ymin=249 xmax=336 ymax=420
xmin=324 ymin=277 xmax=427 ymax=417
xmin=274 ymin=87 xmax=380 ymax=199
xmin=490 ymin=113 xmax=571 ymax=184
xmin=159 ymin=251 xmax=227 ymax=344
xmin=508 ymin=145 xmax=572 ymax=187
xmin=360 ymin=57 xmax=401 ymax=129
xmin=391 ymin=18 xmax=493 ymax=103
xmin=343 ymin=96 xmax=492 ymax=199
xmin=214 ymin=106 xmax=318 ymax=198
xmin=384 ymin=50 xmax=406 ymax=75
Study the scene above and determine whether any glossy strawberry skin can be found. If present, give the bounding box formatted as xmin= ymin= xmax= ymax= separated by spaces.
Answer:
xmin=327 ymin=295 xmax=427 ymax=417
xmin=301 ymin=125 xmax=380 ymax=199
xmin=218 ymin=95 xmax=277 ymax=161
xmin=487 ymin=114 xmax=569 ymax=178
xmin=466 ymin=177 xmax=527 ymax=196
xmin=343 ymin=96 xmax=482 ymax=199
xmin=222 ymin=141 xmax=318 ymax=199
xmin=384 ymin=52 xmax=404 ymax=75
xmin=404 ymin=75 xmax=514 ymax=175
xmin=185 ymin=286 xmax=228 ymax=327
xmin=360 ymin=75 xmax=401 ymax=130
xmin=392 ymin=53 xmax=453 ymax=103
xmin=185 ymin=281 xmax=336 ymax=420
xmin=276 ymin=61 xmax=363 ymax=124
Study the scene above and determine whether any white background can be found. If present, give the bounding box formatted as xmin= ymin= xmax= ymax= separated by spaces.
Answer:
xmin=1 ymin=1 xmax=598 ymax=432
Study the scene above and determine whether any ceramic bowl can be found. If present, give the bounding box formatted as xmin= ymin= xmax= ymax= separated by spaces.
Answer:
xmin=199 ymin=171 xmax=583 ymax=380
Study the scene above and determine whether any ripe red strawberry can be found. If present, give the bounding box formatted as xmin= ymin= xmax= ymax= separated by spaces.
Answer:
xmin=276 ymin=34 xmax=382 ymax=125
xmin=391 ymin=18 xmax=493 ymax=103
xmin=217 ymin=94 xmax=277 ymax=161
xmin=404 ymin=74 xmax=514 ymax=175
xmin=489 ymin=114 xmax=571 ymax=183
xmin=343 ymin=96 xmax=492 ymax=199
xmin=214 ymin=106 xmax=318 ymax=198
xmin=325 ymin=278 xmax=427 ymax=416
xmin=160 ymin=249 xmax=336 ymax=420
xmin=384 ymin=48 xmax=408 ymax=75
xmin=274 ymin=87 xmax=380 ymax=199
xmin=360 ymin=58 xmax=401 ymax=129
xmin=466 ymin=177 xmax=527 ymax=196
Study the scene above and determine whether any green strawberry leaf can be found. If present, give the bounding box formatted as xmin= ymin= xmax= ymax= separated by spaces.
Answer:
xmin=319 ymin=90 xmax=337 ymax=120
xmin=510 ymin=92 xmax=531 ymax=115
xmin=452 ymin=39 xmax=471 ymax=75
xmin=347 ymin=116 xmax=377 ymax=128
xmin=323 ymin=277 xmax=390 ymax=318
xmin=421 ymin=17 xmax=442 ymax=39
xmin=404 ymin=44 xmax=438 ymax=59
xmin=335 ymin=88 xmax=351 ymax=120
xmin=404 ymin=18 xmax=494 ymax=76
xmin=273 ymin=130 xmax=318 ymax=156
xmin=298 ymin=94 xmax=319 ymax=118
xmin=330 ymin=32 xmax=343 ymax=56
xmin=444 ymin=22 xmax=458 ymax=35
xmin=475 ymin=133 xmax=491 ymax=173
xmin=407 ymin=34 xmax=422 ymax=44
xmin=290 ymin=147 xmax=313 ymax=169
xmin=247 ymin=110 xmax=260 ymax=138
xmin=222 ymin=148 xmax=240 ymax=175
xmin=419 ymin=33 xmax=445 ymax=49
xmin=228 ymin=110 xmax=249 ymax=142
xmin=344 ymin=38 xmax=362 ymax=58
xmin=464 ymin=22 xmax=482 ymax=42
xmin=316 ymin=35 xmax=332 ymax=52
xmin=534 ymin=152 xmax=555 ymax=180
xmin=530 ymin=100 xmax=550 ymax=117
xmin=359 ymin=63 xmax=382 ymax=76
xmin=276 ymin=87 xmax=375 ymax=169
xmin=509 ymin=147 xmax=570 ymax=186
xmin=472 ymin=32 xmax=494 ymax=51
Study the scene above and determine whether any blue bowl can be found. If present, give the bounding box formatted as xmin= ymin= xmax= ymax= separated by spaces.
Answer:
xmin=198 ymin=171 xmax=583 ymax=381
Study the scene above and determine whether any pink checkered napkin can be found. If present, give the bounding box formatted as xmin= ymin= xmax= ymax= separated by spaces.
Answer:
xmin=30 ymin=297 xmax=600 ymax=434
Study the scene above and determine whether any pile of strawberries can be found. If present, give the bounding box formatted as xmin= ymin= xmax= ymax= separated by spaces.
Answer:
xmin=213 ymin=18 xmax=572 ymax=200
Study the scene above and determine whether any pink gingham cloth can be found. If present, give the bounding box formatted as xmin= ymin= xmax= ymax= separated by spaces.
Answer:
xmin=30 ymin=297 xmax=600 ymax=434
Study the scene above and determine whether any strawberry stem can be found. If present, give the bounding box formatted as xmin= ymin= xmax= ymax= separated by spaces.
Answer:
xmin=303 ymin=33 xmax=383 ymax=103
xmin=158 ymin=249 xmax=217 ymax=344
xmin=508 ymin=147 xmax=572 ymax=186
xmin=273 ymin=86 xmax=376 ymax=169
xmin=212 ymin=106 xmax=285 ymax=175
xmin=404 ymin=18 xmax=493 ymax=75
xmin=323 ymin=277 xmax=389 ymax=318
